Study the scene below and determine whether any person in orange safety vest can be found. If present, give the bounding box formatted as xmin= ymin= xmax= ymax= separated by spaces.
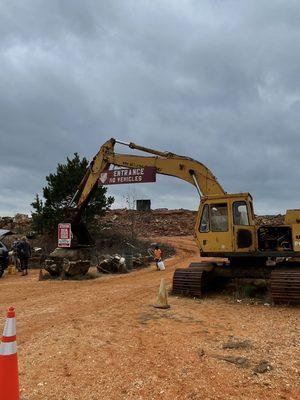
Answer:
xmin=154 ymin=246 xmax=162 ymax=270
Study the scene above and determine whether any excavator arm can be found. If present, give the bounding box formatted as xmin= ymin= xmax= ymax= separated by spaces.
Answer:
xmin=69 ymin=138 xmax=225 ymax=244
xmin=75 ymin=138 xmax=225 ymax=211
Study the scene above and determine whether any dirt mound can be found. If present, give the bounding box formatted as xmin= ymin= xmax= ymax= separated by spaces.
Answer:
xmin=254 ymin=214 xmax=284 ymax=225
xmin=96 ymin=209 xmax=196 ymax=237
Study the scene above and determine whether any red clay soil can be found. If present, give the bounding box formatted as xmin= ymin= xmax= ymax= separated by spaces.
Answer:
xmin=0 ymin=236 xmax=299 ymax=400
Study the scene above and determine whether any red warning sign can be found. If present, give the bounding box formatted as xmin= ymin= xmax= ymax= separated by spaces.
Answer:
xmin=98 ymin=167 xmax=156 ymax=186
xmin=58 ymin=223 xmax=72 ymax=248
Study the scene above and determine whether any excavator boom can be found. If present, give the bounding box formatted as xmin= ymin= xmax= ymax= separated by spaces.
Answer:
xmin=74 ymin=138 xmax=225 ymax=218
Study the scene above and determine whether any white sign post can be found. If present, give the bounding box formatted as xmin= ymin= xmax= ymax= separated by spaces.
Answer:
xmin=58 ymin=223 xmax=72 ymax=248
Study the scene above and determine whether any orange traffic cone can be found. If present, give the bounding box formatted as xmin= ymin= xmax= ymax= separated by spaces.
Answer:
xmin=0 ymin=307 xmax=20 ymax=400
xmin=154 ymin=278 xmax=170 ymax=309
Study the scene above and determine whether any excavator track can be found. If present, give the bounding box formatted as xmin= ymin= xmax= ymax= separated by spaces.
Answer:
xmin=270 ymin=268 xmax=300 ymax=304
xmin=172 ymin=263 xmax=214 ymax=297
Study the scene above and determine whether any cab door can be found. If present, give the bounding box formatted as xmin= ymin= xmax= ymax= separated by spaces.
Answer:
xmin=232 ymin=201 xmax=255 ymax=253
xmin=197 ymin=202 xmax=234 ymax=254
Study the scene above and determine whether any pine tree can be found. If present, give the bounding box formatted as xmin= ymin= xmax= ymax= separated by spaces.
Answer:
xmin=31 ymin=194 xmax=44 ymax=234
xmin=31 ymin=153 xmax=114 ymax=233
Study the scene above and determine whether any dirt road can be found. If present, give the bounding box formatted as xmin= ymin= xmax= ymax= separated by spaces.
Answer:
xmin=0 ymin=236 xmax=299 ymax=400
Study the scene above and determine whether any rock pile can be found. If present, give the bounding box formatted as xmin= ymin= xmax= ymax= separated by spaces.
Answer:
xmin=44 ymin=247 xmax=91 ymax=277
xmin=97 ymin=255 xmax=127 ymax=274
xmin=254 ymin=214 xmax=284 ymax=226
xmin=96 ymin=254 xmax=150 ymax=274
xmin=0 ymin=214 xmax=31 ymax=234
xmin=96 ymin=209 xmax=197 ymax=237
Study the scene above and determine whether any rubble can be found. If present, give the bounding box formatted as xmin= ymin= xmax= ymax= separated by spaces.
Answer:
xmin=0 ymin=214 xmax=31 ymax=234
xmin=219 ymin=355 xmax=250 ymax=368
xmin=44 ymin=247 xmax=91 ymax=277
xmin=97 ymin=255 xmax=127 ymax=274
xmin=96 ymin=253 xmax=150 ymax=274
xmin=96 ymin=209 xmax=198 ymax=237
xmin=13 ymin=213 xmax=30 ymax=224
xmin=255 ymin=214 xmax=284 ymax=226
xmin=253 ymin=360 xmax=273 ymax=374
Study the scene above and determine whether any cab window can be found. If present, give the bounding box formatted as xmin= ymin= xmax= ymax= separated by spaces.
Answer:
xmin=233 ymin=201 xmax=249 ymax=225
xmin=199 ymin=204 xmax=209 ymax=232
xmin=210 ymin=203 xmax=228 ymax=232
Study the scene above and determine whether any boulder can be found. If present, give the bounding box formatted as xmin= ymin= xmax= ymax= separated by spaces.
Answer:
xmin=97 ymin=255 xmax=127 ymax=274
xmin=44 ymin=247 xmax=92 ymax=277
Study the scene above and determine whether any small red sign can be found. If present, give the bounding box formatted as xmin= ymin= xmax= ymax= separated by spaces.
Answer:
xmin=98 ymin=167 xmax=156 ymax=186
xmin=58 ymin=223 xmax=72 ymax=248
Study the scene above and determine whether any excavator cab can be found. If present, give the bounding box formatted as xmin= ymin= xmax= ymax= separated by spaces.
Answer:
xmin=195 ymin=193 xmax=256 ymax=257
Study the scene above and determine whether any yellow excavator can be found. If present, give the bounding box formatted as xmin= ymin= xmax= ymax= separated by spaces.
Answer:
xmin=46 ymin=138 xmax=300 ymax=303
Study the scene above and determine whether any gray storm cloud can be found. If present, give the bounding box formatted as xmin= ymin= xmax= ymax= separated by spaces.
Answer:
xmin=0 ymin=0 xmax=299 ymax=215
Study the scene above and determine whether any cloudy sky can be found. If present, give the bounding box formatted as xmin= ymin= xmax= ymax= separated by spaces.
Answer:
xmin=0 ymin=0 xmax=299 ymax=216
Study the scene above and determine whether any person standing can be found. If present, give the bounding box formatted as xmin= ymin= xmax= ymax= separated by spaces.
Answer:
xmin=17 ymin=236 xmax=31 ymax=276
xmin=12 ymin=238 xmax=21 ymax=271
xmin=154 ymin=245 xmax=162 ymax=270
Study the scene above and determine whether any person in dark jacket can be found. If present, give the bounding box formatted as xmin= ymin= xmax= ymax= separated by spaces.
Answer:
xmin=17 ymin=236 xmax=31 ymax=276
xmin=12 ymin=238 xmax=21 ymax=271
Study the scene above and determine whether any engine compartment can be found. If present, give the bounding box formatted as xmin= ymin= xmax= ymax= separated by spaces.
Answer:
xmin=258 ymin=226 xmax=292 ymax=251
